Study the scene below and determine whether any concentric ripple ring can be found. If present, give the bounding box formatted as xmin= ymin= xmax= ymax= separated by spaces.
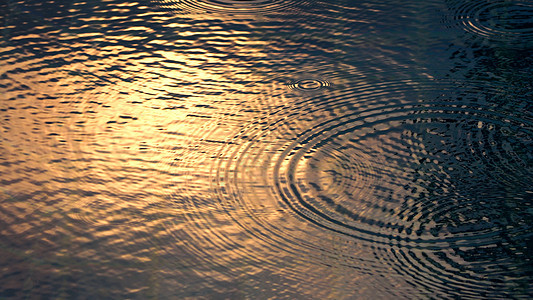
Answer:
xmin=212 ymin=79 xmax=532 ymax=295
xmin=286 ymin=79 xmax=332 ymax=91
xmin=216 ymin=79 xmax=532 ymax=247
xmin=446 ymin=0 xmax=533 ymax=44
xmin=151 ymin=0 xmax=314 ymax=14
xmin=274 ymin=102 xmax=531 ymax=249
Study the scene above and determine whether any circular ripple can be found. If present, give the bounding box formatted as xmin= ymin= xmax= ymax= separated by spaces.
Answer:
xmin=276 ymin=104 xmax=531 ymax=248
xmin=446 ymin=0 xmax=533 ymax=44
xmin=213 ymin=79 xmax=533 ymax=296
xmin=286 ymin=79 xmax=332 ymax=91
xmin=152 ymin=0 xmax=314 ymax=14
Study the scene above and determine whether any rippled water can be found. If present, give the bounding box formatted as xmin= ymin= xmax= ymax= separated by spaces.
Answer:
xmin=1 ymin=0 xmax=532 ymax=298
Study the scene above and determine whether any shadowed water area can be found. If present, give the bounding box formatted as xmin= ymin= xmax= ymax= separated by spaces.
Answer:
xmin=0 ymin=0 xmax=532 ymax=298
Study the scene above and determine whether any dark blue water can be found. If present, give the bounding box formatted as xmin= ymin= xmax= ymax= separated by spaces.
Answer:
xmin=1 ymin=0 xmax=532 ymax=298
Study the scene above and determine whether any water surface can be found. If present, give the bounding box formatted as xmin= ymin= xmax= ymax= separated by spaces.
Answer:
xmin=0 ymin=0 xmax=532 ymax=298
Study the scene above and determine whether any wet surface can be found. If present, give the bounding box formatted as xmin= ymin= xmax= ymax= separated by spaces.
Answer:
xmin=1 ymin=0 xmax=532 ymax=298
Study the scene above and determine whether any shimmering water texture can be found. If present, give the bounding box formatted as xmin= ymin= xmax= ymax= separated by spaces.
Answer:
xmin=1 ymin=0 xmax=532 ymax=299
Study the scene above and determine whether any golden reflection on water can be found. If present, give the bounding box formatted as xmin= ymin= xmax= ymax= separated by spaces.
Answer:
xmin=0 ymin=34 xmax=412 ymax=293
